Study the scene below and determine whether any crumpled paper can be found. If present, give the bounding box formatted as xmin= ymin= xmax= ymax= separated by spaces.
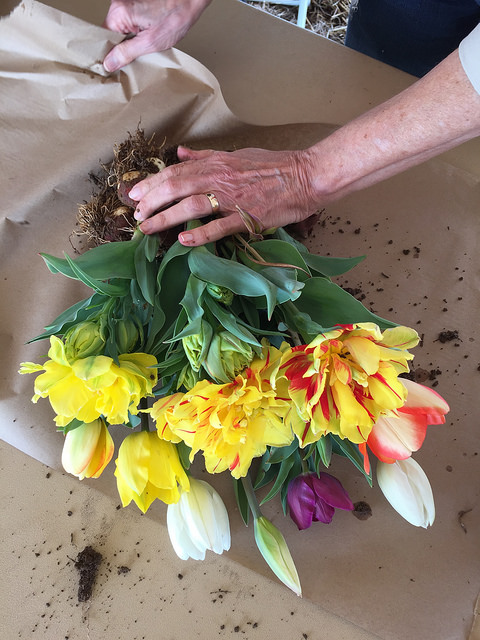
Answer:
xmin=1 ymin=2 xmax=479 ymax=639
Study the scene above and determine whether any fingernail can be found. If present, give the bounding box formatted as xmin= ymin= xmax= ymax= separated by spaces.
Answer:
xmin=134 ymin=208 xmax=143 ymax=221
xmin=103 ymin=55 xmax=117 ymax=73
xmin=129 ymin=187 xmax=140 ymax=199
xmin=179 ymin=232 xmax=193 ymax=244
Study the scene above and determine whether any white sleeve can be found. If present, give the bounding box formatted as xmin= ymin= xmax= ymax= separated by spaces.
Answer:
xmin=459 ymin=23 xmax=480 ymax=94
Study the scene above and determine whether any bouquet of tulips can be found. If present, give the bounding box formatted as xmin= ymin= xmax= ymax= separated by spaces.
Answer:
xmin=20 ymin=131 xmax=449 ymax=596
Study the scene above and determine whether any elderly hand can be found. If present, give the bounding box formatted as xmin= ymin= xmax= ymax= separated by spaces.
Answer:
xmin=103 ymin=0 xmax=212 ymax=73
xmin=129 ymin=145 xmax=323 ymax=246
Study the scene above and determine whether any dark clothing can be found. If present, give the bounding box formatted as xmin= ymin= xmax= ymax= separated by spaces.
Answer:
xmin=345 ymin=0 xmax=480 ymax=76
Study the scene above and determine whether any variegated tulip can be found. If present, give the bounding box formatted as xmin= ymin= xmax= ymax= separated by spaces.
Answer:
xmin=367 ymin=378 xmax=449 ymax=462
xmin=61 ymin=419 xmax=114 ymax=480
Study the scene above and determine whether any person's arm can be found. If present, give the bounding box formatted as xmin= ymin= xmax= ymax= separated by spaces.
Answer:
xmin=103 ymin=0 xmax=212 ymax=73
xmin=130 ymin=46 xmax=480 ymax=246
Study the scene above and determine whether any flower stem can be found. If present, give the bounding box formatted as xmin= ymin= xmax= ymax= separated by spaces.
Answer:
xmin=241 ymin=474 xmax=262 ymax=520
xmin=139 ymin=397 xmax=150 ymax=432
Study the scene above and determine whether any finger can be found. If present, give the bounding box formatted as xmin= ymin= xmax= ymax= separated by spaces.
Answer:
xmin=103 ymin=32 xmax=155 ymax=72
xmin=178 ymin=212 xmax=247 ymax=246
xmin=176 ymin=146 xmax=217 ymax=162
xmin=139 ymin=194 xmax=221 ymax=235
xmin=132 ymin=171 xmax=222 ymax=221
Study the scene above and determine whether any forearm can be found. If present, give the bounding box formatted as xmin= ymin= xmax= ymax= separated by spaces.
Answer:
xmin=308 ymin=49 xmax=480 ymax=202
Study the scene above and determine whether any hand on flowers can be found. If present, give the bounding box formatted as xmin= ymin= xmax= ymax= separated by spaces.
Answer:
xmin=129 ymin=146 xmax=323 ymax=246
xmin=103 ymin=0 xmax=212 ymax=72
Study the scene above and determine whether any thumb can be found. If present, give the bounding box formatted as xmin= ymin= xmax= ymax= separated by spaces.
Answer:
xmin=103 ymin=36 xmax=148 ymax=72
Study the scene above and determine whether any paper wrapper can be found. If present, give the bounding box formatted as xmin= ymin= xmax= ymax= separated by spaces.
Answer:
xmin=1 ymin=2 xmax=479 ymax=639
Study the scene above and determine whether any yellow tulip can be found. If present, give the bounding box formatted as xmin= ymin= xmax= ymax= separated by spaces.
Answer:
xmin=61 ymin=419 xmax=114 ymax=480
xmin=114 ymin=431 xmax=190 ymax=513
xmin=19 ymin=335 xmax=158 ymax=427
xmin=156 ymin=342 xmax=293 ymax=479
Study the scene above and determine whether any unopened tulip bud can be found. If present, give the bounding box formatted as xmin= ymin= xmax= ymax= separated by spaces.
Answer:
xmin=64 ymin=321 xmax=105 ymax=361
xmin=206 ymin=283 xmax=234 ymax=306
xmin=254 ymin=516 xmax=302 ymax=596
xmin=204 ymin=331 xmax=254 ymax=383
xmin=61 ymin=419 xmax=114 ymax=480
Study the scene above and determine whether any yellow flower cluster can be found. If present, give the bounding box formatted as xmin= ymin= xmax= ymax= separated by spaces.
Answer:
xmin=19 ymin=335 xmax=158 ymax=427
xmin=150 ymin=324 xmax=419 ymax=477
xmin=151 ymin=343 xmax=293 ymax=478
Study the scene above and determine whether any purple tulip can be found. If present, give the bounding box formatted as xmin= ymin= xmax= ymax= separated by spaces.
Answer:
xmin=287 ymin=472 xmax=354 ymax=530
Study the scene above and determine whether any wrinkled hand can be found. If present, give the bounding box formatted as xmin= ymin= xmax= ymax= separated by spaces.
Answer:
xmin=103 ymin=0 xmax=212 ymax=72
xmin=129 ymin=146 xmax=322 ymax=245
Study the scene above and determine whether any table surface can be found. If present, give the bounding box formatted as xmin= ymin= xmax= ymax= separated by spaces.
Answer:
xmin=1 ymin=2 xmax=479 ymax=640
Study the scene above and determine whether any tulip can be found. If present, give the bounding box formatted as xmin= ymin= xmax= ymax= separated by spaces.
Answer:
xmin=377 ymin=457 xmax=435 ymax=527
xmin=204 ymin=330 xmax=254 ymax=383
xmin=254 ymin=516 xmax=302 ymax=596
xmin=206 ymin=283 xmax=234 ymax=306
xmin=114 ymin=317 xmax=142 ymax=354
xmin=367 ymin=378 xmax=449 ymax=463
xmin=114 ymin=431 xmax=190 ymax=513
xmin=182 ymin=320 xmax=213 ymax=371
xmin=287 ymin=472 xmax=354 ymax=530
xmin=64 ymin=321 xmax=106 ymax=361
xmin=167 ymin=478 xmax=231 ymax=561
xmin=61 ymin=419 xmax=114 ymax=480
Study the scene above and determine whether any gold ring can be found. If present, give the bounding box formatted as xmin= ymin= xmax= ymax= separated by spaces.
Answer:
xmin=205 ymin=192 xmax=220 ymax=214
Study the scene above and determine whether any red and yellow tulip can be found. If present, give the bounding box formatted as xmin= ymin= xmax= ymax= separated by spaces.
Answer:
xmin=278 ymin=323 xmax=419 ymax=446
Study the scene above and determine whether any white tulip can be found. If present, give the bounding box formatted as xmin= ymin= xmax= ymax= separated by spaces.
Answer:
xmin=377 ymin=457 xmax=435 ymax=528
xmin=167 ymin=478 xmax=231 ymax=560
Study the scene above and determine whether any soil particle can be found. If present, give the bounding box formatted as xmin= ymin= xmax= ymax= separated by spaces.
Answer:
xmin=352 ymin=501 xmax=372 ymax=521
xmin=437 ymin=330 xmax=460 ymax=343
xmin=74 ymin=546 xmax=103 ymax=602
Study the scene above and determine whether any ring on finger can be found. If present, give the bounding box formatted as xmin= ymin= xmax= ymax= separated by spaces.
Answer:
xmin=205 ymin=192 xmax=220 ymax=214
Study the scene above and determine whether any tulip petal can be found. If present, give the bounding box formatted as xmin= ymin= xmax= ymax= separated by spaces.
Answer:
xmin=398 ymin=378 xmax=449 ymax=423
xmin=368 ymin=413 xmax=428 ymax=462
xmin=377 ymin=458 xmax=435 ymax=527
xmin=287 ymin=477 xmax=316 ymax=530
xmin=167 ymin=502 xmax=206 ymax=561
xmin=311 ymin=473 xmax=355 ymax=511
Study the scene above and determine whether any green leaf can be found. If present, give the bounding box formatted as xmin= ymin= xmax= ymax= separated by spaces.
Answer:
xmin=57 ymin=417 xmax=84 ymax=435
xmin=316 ymin=435 xmax=332 ymax=469
xmin=203 ymin=296 xmax=261 ymax=348
xmin=280 ymin=456 xmax=303 ymax=515
xmin=176 ymin=441 xmax=192 ymax=471
xmin=331 ymin=435 xmax=372 ymax=487
xmin=63 ymin=253 xmax=129 ymax=297
xmin=267 ymin=440 xmax=299 ymax=465
xmin=260 ymin=456 xmax=295 ymax=505
xmin=134 ymin=235 xmax=158 ymax=305
xmin=302 ymin=253 xmax=365 ymax=277
xmin=41 ymin=239 xmax=137 ymax=281
xmin=28 ymin=293 xmax=103 ymax=342
xmin=233 ymin=478 xmax=250 ymax=526
xmin=250 ymin=238 xmax=311 ymax=275
xmin=188 ymin=246 xmax=278 ymax=319
xmin=254 ymin=464 xmax=278 ymax=491
xmin=273 ymin=228 xmax=365 ymax=277
xmin=295 ymin=278 xmax=397 ymax=330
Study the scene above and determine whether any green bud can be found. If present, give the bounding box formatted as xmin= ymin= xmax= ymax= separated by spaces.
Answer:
xmin=177 ymin=364 xmax=200 ymax=391
xmin=115 ymin=318 xmax=141 ymax=353
xmin=182 ymin=320 xmax=213 ymax=372
xmin=64 ymin=321 xmax=106 ymax=362
xmin=206 ymin=283 xmax=234 ymax=306
xmin=204 ymin=331 xmax=253 ymax=383
xmin=254 ymin=516 xmax=302 ymax=597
